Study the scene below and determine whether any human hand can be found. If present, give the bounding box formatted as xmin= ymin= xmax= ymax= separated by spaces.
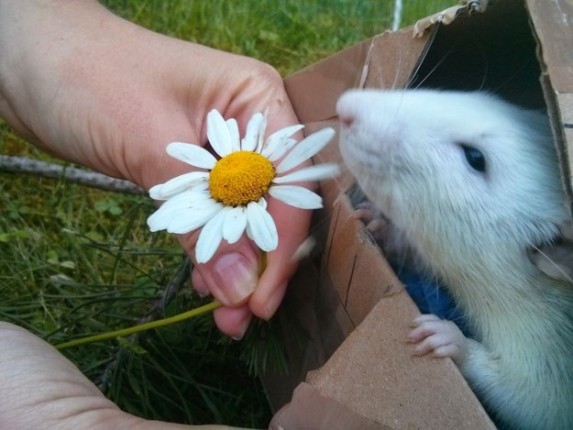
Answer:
xmin=0 ymin=1 xmax=310 ymax=338
xmin=0 ymin=322 xmax=247 ymax=429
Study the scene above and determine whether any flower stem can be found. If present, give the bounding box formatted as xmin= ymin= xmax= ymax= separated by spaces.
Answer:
xmin=55 ymin=300 xmax=221 ymax=350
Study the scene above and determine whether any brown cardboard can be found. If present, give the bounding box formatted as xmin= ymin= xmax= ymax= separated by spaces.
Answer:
xmin=266 ymin=0 xmax=572 ymax=428
xmin=526 ymin=0 xmax=573 ymax=207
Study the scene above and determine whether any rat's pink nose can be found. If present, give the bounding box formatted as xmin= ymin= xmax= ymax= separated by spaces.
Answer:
xmin=336 ymin=93 xmax=359 ymax=128
xmin=338 ymin=112 xmax=355 ymax=128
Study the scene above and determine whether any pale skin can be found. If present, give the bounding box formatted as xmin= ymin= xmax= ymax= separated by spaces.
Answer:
xmin=0 ymin=0 xmax=309 ymax=428
xmin=0 ymin=321 xmax=245 ymax=430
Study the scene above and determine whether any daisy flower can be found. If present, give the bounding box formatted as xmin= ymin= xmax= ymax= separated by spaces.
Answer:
xmin=147 ymin=109 xmax=338 ymax=263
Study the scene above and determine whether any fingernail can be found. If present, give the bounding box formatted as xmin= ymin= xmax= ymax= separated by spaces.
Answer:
xmin=213 ymin=253 xmax=258 ymax=306
xmin=231 ymin=318 xmax=251 ymax=341
xmin=196 ymin=289 xmax=210 ymax=298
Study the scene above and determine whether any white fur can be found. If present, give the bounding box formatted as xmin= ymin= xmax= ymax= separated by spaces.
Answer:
xmin=337 ymin=89 xmax=573 ymax=430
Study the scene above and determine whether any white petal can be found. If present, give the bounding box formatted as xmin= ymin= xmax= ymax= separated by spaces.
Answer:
xmin=195 ymin=208 xmax=226 ymax=263
xmin=246 ymin=201 xmax=278 ymax=251
xmin=166 ymin=201 xmax=223 ymax=234
xmin=222 ymin=206 xmax=247 ymax=244
xmin=149 ymin=172 xmax=209 ymax=200
xmin=148 ymin=202 xmax=199 ymax=231
xmin=226 ymin=118 xmax=241 ymax=152
xmin=257 ymin=196 xmax=267 ymax=210
xmin=264 ymin=138 xmax=298 ymax=163
xmin=241 ymin=112 xmax=265 ymax=151
xmin=254 ymin=114 xmax=267 ymax=153
xmin=262 ymin=124 xmax=304 ymax=160
xmin=147 ymin=189 xmax=211 ymax=230
xmin=245 ymin=219 xmax=255 ymax=241
xmin=269 ymin=185 xmax=323 ymax=209
xmin=276 ymin=127 xmax=336 ymax=173
xmin=167 ymin=142 xmax=217 ymax=170
xmin=267 ymin=124 xmax=304 ymax=145
xmin=172 ymin=183 xmax=209 ymax=202
xmin=151 ymin=186 xmax=210 ymax=214
xmin=273 ymin=163 xmax=340 ymax=184
xmin=148 ymin=206 xmax=198 ymax=232
xmin=147 ymin=207 xmax=175 ymax=232
xmin=207 ymin=109 xmax=233 ymax=158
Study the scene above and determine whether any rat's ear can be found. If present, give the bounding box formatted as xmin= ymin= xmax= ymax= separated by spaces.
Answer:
xmin=528 ymin=221 xmax=573 ymax=283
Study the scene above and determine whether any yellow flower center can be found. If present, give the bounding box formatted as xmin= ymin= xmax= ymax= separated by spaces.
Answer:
xmin=209 ymin=151 xmax=276 ymax=206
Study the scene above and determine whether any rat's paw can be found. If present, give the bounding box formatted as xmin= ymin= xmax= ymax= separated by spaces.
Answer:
xmin=353 ymin=201 xmax=389 ymax=241
xmin=408 ymin=314 xmax=467 ymax=363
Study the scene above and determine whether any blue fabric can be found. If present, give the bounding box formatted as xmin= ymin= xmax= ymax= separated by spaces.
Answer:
xmin=391 ymin=263 xmax=471 ymax=337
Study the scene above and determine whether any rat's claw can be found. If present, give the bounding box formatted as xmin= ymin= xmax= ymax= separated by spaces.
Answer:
xmin=408 ymin=314 xmax=467 ymax=363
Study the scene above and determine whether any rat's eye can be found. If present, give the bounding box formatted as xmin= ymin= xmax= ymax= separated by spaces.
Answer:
xmin=461 ymin=144 xmax=486 ymax=173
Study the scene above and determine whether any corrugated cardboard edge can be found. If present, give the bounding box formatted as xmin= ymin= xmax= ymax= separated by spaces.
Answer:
xmin=525 ymin=0 xmax=573 ymax=210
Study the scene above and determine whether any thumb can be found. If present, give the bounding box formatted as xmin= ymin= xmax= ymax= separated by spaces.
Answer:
xmin=184 ymin=235 xmax=261 ymax=307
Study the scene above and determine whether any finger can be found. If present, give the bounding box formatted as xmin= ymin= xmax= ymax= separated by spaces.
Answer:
xmin=249 ymin=198 xmax=311 ymax=320
xmin=408 ymin=318 xmax=458 ymax=343
xmin=352 ymin=207 xmax=374 ymax=220
xmin=213 ymin=305 xmax=253 ymax=340
xmin=407 ymin=325 xmax=436 ymax=343
xmin=250 ymin=274 xmax=289 ymax=321
xmin=432 ymin=343 xmax=465 ymax=360
xmin=413 ymin=334 xmax=464 ymax=360
xmin=412 ymin=332 xmax=448 ymax=356
xmin=411 ymin=314 xmax=442 ymax=327
xmin=191 ymin=268 xmax=210 ymax=297
xmin=179 ymin=234 xmax=260 ymax=307
xmin=192 ymin=263 xmax=255 ymax=337
xmin=408 ymin=318 xmax=443 ymax=342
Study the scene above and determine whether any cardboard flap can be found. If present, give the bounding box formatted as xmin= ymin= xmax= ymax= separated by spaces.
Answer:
xmin=526 ymin=0 xmax=573 ymax=206
xmin=324 ymin=194 xmax=405 ymax=326
xmin=270 ymin=383 xmax=385 ymax=430
xmin=527 ymin=0 xmax=573 ymax=93
xmin=284 ymin=40 xmax=371 ymax=123
xmin=284 ymin=30 xmax=428 ymax=123
xmin=301 ymin=293 xmax=495 ymax=429
xmin=270 ymin=254 xmax=495 ymax=428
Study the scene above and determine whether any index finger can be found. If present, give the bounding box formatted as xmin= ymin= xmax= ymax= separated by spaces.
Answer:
xmin=248 ymin=197 xmax=312 ymax=320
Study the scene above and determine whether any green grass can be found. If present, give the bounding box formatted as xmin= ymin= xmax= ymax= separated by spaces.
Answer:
xmin=0 ymin=1 xmax=456 ymax=427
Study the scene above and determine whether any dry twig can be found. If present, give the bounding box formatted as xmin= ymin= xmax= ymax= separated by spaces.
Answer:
xmin=0 ymin=155 xmax=144 ymax=195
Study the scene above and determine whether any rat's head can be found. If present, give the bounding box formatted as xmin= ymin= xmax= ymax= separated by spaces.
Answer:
xmin=337 ymin=89 xmax=568 ymax=253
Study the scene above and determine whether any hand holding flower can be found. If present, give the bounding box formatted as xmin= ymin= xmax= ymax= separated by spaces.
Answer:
xmin=0 ymin=0 xmax=333 ymax=339
xmin=148 ymin=110 xmax=337 ymax=336
xmin=0 ymin=0 xmax=335 ymax=427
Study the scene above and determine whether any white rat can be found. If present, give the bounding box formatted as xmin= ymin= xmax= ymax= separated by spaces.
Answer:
xmin=336 ymin=89 xmax=573 ymax=430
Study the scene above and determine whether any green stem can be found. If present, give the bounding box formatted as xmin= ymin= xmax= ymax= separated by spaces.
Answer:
xmin=55 ymin=300 xmax=221 ymax=350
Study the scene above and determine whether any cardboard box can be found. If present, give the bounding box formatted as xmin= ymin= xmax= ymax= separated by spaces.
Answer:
xmin=266 ymin=0 xmax=572 ymax=428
